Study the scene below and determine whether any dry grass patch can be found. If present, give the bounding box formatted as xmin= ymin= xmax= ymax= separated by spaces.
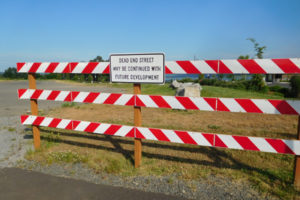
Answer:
xmin=26 ymin=103 xmax=300 ymax=199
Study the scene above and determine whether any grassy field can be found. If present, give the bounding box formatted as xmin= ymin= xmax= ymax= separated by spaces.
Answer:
xmin=25 ymin=82 xmax=299 ymax=199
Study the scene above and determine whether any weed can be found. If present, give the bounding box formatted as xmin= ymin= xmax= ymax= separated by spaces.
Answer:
xmin=61 ymin=102 xmax=77 ymax=108
xmin=7 ymin=127 xmax=16 ymax=132
xmin=47 ymin=151 xmax=88 ymax=164
xmin=207 ymin=124 xmax=221 ymax=130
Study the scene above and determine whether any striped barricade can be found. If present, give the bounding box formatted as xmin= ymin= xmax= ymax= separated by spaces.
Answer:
xmin=21 ymin=115 xmax=300 ymax=156
xmin=18 ymin=89 xmax=300 ymax=115
xmin=17 ymin=58 xmax=300 ymax=74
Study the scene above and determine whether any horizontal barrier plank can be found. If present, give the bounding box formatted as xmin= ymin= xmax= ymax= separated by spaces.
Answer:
xmin=18 ymin=89 xmax=300 ymax=115
xmin=21 ymin=115 xmax=300 ymax=155
xmin=17 ymin=58 xmax=300 ymax=74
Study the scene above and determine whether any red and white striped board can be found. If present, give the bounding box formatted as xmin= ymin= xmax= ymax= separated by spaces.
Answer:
xmin=18 ymin=89 xmax=300 ymax=115
xmin=17 ymin=58 xmax=300 ymax=74
xmin=21 ymin=115 xmax=300 ymax=155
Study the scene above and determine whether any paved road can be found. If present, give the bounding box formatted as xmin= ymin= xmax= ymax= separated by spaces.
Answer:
xmin=0 ymin=80 xmax=184 ymax=200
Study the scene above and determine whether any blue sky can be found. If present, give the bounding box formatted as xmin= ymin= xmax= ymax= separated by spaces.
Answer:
xmin=0 ymin=0 xmax=299 ymax=71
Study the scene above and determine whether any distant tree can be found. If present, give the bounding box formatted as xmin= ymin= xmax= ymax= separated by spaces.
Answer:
xmin=247 ymin=38 xmax=266 ymax=59
xmin=3 ymin=67 xmax=27 ymax=79
xmin=89 ymin=55 xmax=109 ymax=82
xmin=238 ymin=55 xmax=250 ymax=59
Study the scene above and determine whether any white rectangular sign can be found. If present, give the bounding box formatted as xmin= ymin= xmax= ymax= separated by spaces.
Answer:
xmin=110 ymin=53 xmax=165 ymax=84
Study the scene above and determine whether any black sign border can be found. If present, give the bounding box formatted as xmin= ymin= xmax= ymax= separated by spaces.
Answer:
xmin=109 ymin=53 xmax=165 ymax=84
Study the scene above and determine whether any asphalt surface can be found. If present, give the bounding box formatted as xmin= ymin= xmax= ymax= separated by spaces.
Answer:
xmin=0 ymin=80 xmax=184 ymax=200
xmin=0 ymin=168 xmax=183 ymax=200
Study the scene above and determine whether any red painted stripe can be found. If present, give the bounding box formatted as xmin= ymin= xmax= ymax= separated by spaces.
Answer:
xmin=269 ymin=100 xmax=298 ymax=115
xmin=48 ymin=118 xmax=62 ymax=128
xmin=17 ymin=63 xmax=25 ymax=72
xmin=175 ymin=131 xmax=197 ymax=145
xmin=176 ymin=61 xmax=201 ymax=74
xmin=72 ymin=121 xmax=81 ymax=130
xmin=233 ymin=136 xmax=259 ymax=151
xmin=205 ymin=60 xmax=219 ymax=73
xmin=82 ymin=62 xmax=98 ymax=73
xmin=104 ymin=125 xmax=122 ymax=135
xmin=71 ymin=91 xmax=80 ymax=101
xmin=175 ymin=96 xmax=198 ymax=110
xmin=272 ymin=59 xmax=300 ymax=73
xmin=216 ymin=99 xmax=230 ymax=112
xmin=125 ymin=128 xmax=136 ymax=138
xmin=83 ymin=92 xmax=99 ymax=103
xmin=202 ymin=133 xmax=215 ymax=146
xmin=265 ymin=138 xmax=295 ymax=154
xmin=32 ymin=116 xmax=45 ymax=126
xmin=214 ymin=135 xmax=228 ymax=148
xmin=150 ymin=96 xmax=171 ymax=108
xmin=18 ymin=89 xmax=27 ymax=98
xmin=31 ymin=89 xmax=43 ymax=99
xmin=65 ymin=121 xmax=73 ymax=130
xmin=125 ymin=96 xmax=135 ymax=106
xmin=235 ymin=99 xmax=263 ymax=113
xmin=165 ymin=66 xmax=172 ymax=74
xmin=47 ymin=91 xmax=60 ymax=100
xmin=238 ymin=59 xmax=266 ymax=74
xmin=149 ymin=128 xmax=170 ymax=142
xmin=84 ymin=122 xmax=100 ymax=133
xmin=45 ymin=63 xmax=59 ymax=73
xmin=135 ymin=96 xmax=146 ymax=107
xmin=103 ymin=94 xmax=122 ymax=104
xmin=69 ymin=62 xmax=78 ymax=73
xmin=20 ymin=115 xmax=29 ymax=123
xmin=28 ymin=63 xmax=41 ymax=73
xmin=64 ymin=92 xmax=72 ymax=102
xmin=218 ymin=61 xmax=233 ymax=74
xmin=203 ymin=98 xmax=217 ymax=110
xmin=135 ymin=129 xmax=146 ymax=139
xmin=103 ymin=65 xmax=110 ymax=73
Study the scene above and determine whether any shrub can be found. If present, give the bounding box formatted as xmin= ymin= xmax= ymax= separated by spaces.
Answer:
xmin=290 ymin=76 xmax=300 ymax=98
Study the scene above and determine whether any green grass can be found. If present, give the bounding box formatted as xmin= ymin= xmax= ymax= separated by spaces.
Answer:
xmin=201 ymin=86 xmax=285 ymax=99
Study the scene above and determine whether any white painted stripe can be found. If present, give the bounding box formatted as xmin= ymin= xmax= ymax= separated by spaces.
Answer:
xmin=57 ymin=119 xmax=71 ymax=129
xmin=36 ymin=63 xmax=50 ymax=73
xmin=73 ymin=92 xmax=89 ymax=102
xmin=286 ymin=100 xmax=300 ymax=114
xmin=163 ymin=96 xmax=185 ymax=110
xmin=114 ymin=94 xmax=133 ymax=105
xmin=23 ymin=115 xmax=37 ymax=125
xmin=138 ymin=128 xmax=158 ymax=140
xmin=190 ymin=97 xmax=214 ymax=111
xmin=18 ymin=63 xmax=33 ymax=73
xmin=92 ymin=62 xmax=109 ymax=73
xmin=248 ymin=137 xmax=277 ymax=153
xmin=217 ymin=134 xmax=243 ymax=150
xmin=55 ymin=91 xmax=70 ymax=101
xmin=74 ymin=121 xmax=91 ymax=131
xmin=221 ymin=60 xmax=249 ymax=74
xmin=38 ymin=90 xmax=52 ymax=100
xmin=165 ymin=61 xmax=186 ymax=73
xmin=94 ymin=123 xmax=111 ymax=134
xmin=284 ymin=140 xmax=300 ymax=155
xmin=53 ymin=63 xmax=68 ymax=73
xmin=40 ymin=117 xmax=53 ymax=127
xmin=20 ymin=89 xmax=35 ymax=99
xmin=189 ymin=132 xmax=212 ymax=146
xmin=190 ymin=60 xmax=217 ymax=74
xmin=290 ymin=58 xmax=300 ymax=69
xmin=162 ymin=129 xmax=183 ymax=143
xmin=72 ymin=62 xmax=88 ymax=73
xmin=254 ymin=59 xmax=284 ymax=74
xmin=93 ymin=93 xmax=110 ymax=104
xmin=218 ymin=98 xmax=246 ymax=112
xmin=138 ymin=95 xmax=158 ymax=108
xmin=114 ymin=126 xmax=133 ymax=137
xmin=251 ymin=99 xmax=280 ymax=114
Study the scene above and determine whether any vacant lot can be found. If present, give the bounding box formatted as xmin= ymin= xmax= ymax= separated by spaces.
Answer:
xmin=26 ymin=82 xmax=299 ymax=199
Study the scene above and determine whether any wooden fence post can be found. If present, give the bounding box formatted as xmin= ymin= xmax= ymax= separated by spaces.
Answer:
xmin=28 ymin=73 xmax=40 ymax=149
xmin=294 ymin=115 xmax=300 ymax=189
xmin=134 ymin=83 xmax=142 ymax=168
